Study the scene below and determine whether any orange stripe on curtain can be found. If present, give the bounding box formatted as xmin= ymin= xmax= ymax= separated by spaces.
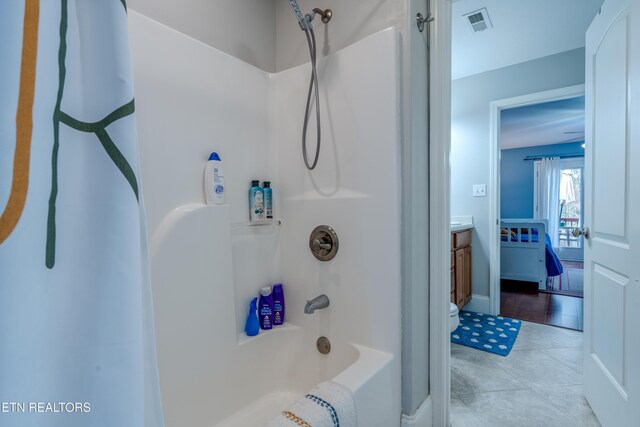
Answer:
xmin=0 ymin=0 xmax=39 ymax=243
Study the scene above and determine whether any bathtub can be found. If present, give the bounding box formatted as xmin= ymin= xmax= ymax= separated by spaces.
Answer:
xmin=150 ymin=205 xmax=398 ymax=427
xmin=215 ymin=329 xmax=394 ymax=427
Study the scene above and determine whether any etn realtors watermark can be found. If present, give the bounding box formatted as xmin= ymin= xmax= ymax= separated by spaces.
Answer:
xmin=1 ymin=402 xmax=91 ymax=413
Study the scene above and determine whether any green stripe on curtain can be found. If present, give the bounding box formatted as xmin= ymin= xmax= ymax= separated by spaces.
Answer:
xmin=46 ymin=0 xmax=138 ymax=269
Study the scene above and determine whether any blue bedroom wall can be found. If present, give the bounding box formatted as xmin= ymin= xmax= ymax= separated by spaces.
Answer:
xmin=500 ymin=142 xmax=584 ymax=218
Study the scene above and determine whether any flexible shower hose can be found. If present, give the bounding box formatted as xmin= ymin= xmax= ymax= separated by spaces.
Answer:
xmin=302 ymin=26 xmax=321 ymax=170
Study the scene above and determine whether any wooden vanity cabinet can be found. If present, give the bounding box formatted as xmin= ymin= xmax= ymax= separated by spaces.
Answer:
xmin=451 ymin=229 xmax=472 ymax=310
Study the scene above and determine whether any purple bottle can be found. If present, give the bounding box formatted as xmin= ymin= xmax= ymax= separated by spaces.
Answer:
xmin=273 ymin=284 xmax=285 ymax=326
xmin=259 ymin=286 xmax=274 ymax=330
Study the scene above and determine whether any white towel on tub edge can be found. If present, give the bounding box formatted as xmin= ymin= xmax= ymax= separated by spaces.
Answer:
xmin=265 ymin=381 xmax=357 ymax=427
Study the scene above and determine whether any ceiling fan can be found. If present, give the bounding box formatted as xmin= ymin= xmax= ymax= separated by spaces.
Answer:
xmin=561 ymin=131 xmax=585 ymax=144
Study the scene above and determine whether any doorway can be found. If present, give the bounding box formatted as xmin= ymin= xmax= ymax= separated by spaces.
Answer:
xmin=496 ymin=93 xmax=586 ymax=331
xmin=443 ymin=0 xmax=603 ymax=424
xmin=487 ymin=85 xmax=586 ymax=317
xmin=434 ymin=0 xmax=639 ymax=425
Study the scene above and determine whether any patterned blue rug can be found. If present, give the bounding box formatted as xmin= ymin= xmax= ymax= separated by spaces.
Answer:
xmin=451 ymin=311 xmax=522 ymax=356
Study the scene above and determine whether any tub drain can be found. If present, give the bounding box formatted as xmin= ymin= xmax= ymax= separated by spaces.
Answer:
xmin=316 ymin=336 xmax=331 ymax=354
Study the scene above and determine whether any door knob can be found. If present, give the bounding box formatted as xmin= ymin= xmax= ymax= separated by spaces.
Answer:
xmin=571 ymin=226 xmax=591 ymax=240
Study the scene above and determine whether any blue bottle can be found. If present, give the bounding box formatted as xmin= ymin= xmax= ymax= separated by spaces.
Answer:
xmin=263 ymin=181 xmax=273 ymax=220
xmin=259 ymin=286 xmax=274 ymax=330
xmin=272 ymin=284 xmax=285 ymax=326
xmin=245 ymin=297 xmax=260 ymax=337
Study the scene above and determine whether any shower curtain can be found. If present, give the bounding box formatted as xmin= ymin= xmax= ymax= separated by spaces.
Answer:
xmin=534 ymin=157 xmax=561 ymax=248
xmin=0 ymin=1 xmax=164 ymax=426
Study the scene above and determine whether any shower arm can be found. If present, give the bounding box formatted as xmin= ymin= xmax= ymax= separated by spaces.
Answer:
xmin=288 ymin=0 xmax=332 ymax=30
xmin=298 ymin=9 xmax=332 ymax=30
xmin=311 ymin=8 xmax=332 ymax=24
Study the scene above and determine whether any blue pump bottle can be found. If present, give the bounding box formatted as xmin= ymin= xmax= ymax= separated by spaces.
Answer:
xmin=272 ymin=283 xmax=285 ymax=326
xmin=259 ymin=286 xmax=274 ymax=330
xmin=245 ymin=297 xmax=260 ymax=336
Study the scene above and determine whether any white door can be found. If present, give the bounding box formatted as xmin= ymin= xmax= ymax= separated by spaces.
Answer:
xmin=583 ymin=0 xmax=640 ymax=425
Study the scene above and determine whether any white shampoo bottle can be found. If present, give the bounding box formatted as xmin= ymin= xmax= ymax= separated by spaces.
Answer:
xmin=204 ymin=152 xmax=225 ymax=205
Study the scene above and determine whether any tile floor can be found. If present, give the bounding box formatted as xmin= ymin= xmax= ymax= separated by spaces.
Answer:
xmin=450 ymin=320 xmax=600 ymax=427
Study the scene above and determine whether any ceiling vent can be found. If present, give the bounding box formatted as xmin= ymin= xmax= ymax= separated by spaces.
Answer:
xmin=463 ymin=8 xmax=493 ymax=32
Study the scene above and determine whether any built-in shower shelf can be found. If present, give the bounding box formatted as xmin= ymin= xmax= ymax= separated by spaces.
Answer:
xmin=231 ymin=219 xmax=282 ymax=231
xmin=237 ymin=323 xmax=300 ymax=346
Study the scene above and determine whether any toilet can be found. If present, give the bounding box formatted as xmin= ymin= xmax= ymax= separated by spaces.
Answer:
xmin=450 ymin=303 xmax=460 ymax=332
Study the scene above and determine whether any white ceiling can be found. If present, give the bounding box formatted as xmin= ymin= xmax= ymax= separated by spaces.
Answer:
xmin=452 ymin=0 xmax=604 ymax=80
xmin=500 ymin=96 xmax=585 ymax=149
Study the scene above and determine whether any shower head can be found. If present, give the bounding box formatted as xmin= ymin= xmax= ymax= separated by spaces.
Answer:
xmin=287 ymin=1 xmax=332 ymax=170
xmin=288 ymin=0 xmax=310 ymax=30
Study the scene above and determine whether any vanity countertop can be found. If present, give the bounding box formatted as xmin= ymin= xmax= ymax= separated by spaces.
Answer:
xmin=451 ymin=215 xmax=473 ymax=232
xmin=451 ymin=223 xmax=473 ymax=232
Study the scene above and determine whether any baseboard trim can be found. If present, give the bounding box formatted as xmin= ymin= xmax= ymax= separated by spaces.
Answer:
xmin=462 ymin=294 xmax=491 ymax=314
xmin=401 ymin=396 xmax=433 ymax=427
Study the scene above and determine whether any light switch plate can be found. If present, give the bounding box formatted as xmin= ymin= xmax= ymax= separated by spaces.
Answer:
xmin=473 ymin=184 xmax=487 ymax=197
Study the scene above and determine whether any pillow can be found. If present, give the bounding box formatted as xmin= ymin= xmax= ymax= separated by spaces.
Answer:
xmin=501 ymin=228 xmax=516 ymax=238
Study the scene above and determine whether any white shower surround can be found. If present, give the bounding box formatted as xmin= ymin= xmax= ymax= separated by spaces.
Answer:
xmin=129 ymin=12 xmax=401 ymax=427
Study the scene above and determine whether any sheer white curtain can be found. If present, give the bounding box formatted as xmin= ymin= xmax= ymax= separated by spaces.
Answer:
xmin=534 ymin=157 xmax=561 ymax=247
xmin=0 ymin=1 xmax=163 ymax=426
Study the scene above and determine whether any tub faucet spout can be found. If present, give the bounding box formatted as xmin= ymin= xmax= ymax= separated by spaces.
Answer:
xmin=304 ymin=294 xmax=330 ymax=314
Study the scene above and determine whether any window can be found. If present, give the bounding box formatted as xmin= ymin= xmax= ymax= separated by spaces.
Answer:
xmin=558 ymin=161 xmax=583 ymax=248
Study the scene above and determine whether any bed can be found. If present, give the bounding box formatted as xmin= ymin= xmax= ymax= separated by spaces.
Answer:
xmin=500 ymin=219 xmax=563 ymax=289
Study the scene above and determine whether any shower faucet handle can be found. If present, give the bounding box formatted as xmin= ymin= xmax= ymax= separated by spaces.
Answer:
xmin=309 ymin=225 xmax=339 ymax=261
xmin=311 ymin=238 xmax=332 ymax=251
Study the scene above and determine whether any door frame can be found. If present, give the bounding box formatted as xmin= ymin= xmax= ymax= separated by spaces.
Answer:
xmin=487 ymin=85 xmax=585 ymax=314
xmin=428 ymin=0 xmax=452 ymax=425
xmin=428 ymin=3 xmax=588 ymax=419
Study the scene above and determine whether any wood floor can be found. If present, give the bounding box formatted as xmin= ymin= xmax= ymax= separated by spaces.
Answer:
xmin=500 ymin=280 xmax=584 ymax=331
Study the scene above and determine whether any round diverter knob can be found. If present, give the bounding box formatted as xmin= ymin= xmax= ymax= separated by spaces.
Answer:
xmin=309 ymin=225 xmax=339 ymax=261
